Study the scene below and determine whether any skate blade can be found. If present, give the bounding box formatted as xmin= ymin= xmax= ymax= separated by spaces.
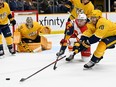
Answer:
xmin=57 ymin=54 xmax=65 ymax=58
xmin=0 ymin=56 xmax=5 ymax=59
xmin=83 ymin=67 xmax=92 ymax=70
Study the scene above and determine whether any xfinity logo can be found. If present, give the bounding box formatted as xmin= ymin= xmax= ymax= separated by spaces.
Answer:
xmin=39 ymin=16 xmax=65 ymax=28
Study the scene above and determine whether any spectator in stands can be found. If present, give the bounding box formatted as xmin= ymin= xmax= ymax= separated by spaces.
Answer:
xmin=24 ymin=1 xmax=32 ymax=10
xmin=114 ymin=1 xmax=116 ymax=12
xmin=58 ymin=0 xmax=67 ymax=13
xmin=17 ymin=0 xmax=24 ymax=11
xmin=47 ymin=1 xmax=54 ymax=13
xmin=46 ymin=0 xmax=60 ymax=13
xmin=39 ymin=0 xmax=49 ymax=13
xmin=9 ymin=0 xmax=18 ymax=11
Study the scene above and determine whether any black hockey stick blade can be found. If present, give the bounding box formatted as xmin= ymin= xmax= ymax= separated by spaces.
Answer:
xmin=20 ymin=78 xmax=26 ymax=82
xmin=53 ymin=55 xmax=66 ymax=70
xmin=53 ymin=65 xmax=57 ymax=70
xmin=53 ymin=56 xmax=59 ymax=70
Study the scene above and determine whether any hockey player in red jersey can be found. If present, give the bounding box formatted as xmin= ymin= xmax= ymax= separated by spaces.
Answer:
xmin=56 ymin=14 xmax=91 ymax=61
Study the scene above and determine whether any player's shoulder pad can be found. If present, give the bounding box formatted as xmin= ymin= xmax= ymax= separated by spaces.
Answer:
xmin=3 ymin=2 xmax=9 ymax=7
xmin=97 ymin=18 xmax=107 ymax=29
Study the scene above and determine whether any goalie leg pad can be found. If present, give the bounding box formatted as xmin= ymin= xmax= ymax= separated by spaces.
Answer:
xmin=17 ymin=43 xmax=42 ymax=52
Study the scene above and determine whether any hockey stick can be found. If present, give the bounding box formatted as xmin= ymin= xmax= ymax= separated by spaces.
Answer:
xmin=53 ymin=39 xmax=67 ymax=70
xmin=53 ymin=12 xmax=74 ymax=70
xmin=53 ymin=56 xmax=60 ymax=70
xmin=68 ymin=11 xmax=75 ymax=19
xmin=20 ymin=55 xmax=66 ymax=82
xmin=53 ymin=12 xmax=76 ymax=70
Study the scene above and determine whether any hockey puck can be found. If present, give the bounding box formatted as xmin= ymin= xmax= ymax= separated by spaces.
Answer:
xmin=6 ymin=78 xmax=10 ymax=80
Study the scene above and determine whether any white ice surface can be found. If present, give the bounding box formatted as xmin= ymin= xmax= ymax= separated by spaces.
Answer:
xmin=0 ymin=34 xmax=116 ymax=87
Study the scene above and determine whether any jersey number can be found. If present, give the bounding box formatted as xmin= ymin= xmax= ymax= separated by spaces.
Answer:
xmin=99 ymin=25 xmax=104 ymax=30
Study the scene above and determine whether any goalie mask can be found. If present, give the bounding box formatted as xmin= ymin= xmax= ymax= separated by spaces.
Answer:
xmin=26 ymin=17 xmax=33 ymax=29
xmin=0 ymin=0 xmax=4 ymax=8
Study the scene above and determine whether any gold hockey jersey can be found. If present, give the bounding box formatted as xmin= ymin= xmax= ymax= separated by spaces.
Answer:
xmin=16 ymin=22 xmax=44 ymax=40
xmin=83 ymin=17 xmax=116 ymax=39
xmin=0 ymin=2 xmax=11 ymax=25
xmin=69 ymin=0 xmax=94 ymax=20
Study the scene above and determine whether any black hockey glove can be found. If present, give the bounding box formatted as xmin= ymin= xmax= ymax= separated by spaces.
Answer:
xmin=10 ymin=19 xmax=16 ymax=26
xmin=80 ymin=36 xmax=89 ymax=42
xmin=73 ymin=39 xmax=90 ymax=54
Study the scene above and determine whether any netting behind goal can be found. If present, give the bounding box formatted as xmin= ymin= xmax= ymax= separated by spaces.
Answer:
xmin=3 ymin=10 xmax=38 ymax=53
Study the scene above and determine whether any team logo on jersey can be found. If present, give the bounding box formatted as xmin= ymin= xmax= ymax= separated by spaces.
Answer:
xmin=99 ymin=25 xmax=104 ymax=30
xmin=0 ymin=12 xmax=7 ymax=19
xmin=28 ymin=32 xmax=37 ymax=36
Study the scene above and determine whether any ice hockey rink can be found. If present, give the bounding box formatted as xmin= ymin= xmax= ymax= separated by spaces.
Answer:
xmin=0 ymin=34 xmax=116 ymax=87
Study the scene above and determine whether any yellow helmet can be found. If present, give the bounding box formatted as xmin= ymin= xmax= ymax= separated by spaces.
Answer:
xmin=91 ymin=10 xmax=102 ymax=17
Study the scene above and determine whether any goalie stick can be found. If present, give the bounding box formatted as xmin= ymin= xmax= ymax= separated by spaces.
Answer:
xmin=20 ymin=55 xmax=66 ymax=82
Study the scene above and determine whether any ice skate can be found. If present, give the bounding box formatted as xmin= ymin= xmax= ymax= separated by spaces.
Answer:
xmin=0 ymin=55 xmax=5 ymax=59
xmin=9 ymin=48 xmax=16 ymax=55
xmin=83 ymin=60 xmax=95 ymax=69
xmin=107 ymin=45 xmax=115 ymax=49
xmin=65 ymin=54 xmax=74 ymax=61
xmin=56 ymin=50 xmax=64 ymax=57
xmin=8 ymin=45 xmax=16 ymax=55
xmin=0 ymin=50 xmax=4 ymax=59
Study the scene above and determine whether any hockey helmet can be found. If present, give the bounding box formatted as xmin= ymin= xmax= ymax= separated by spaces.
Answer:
xmin=91 ymin=10 xmax=102 ymax=18
xmin=77 ymin=14 xmax=87 ymax=27
xmin=77 ymin=13 xmax=87 ymax=20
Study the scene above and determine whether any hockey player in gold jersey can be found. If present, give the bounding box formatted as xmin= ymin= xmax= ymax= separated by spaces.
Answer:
xmin=72 ymin=9 xmax=116 ymax=69
xmin=14 ymin=17 xmax=52 ymax=52
xmin=0 ymin=0 xmax=16 ymax=57
xmin=64 ymin=0 xmax=94 ymax=20
xmin=56 ymin=0 xmax=94 ymax=57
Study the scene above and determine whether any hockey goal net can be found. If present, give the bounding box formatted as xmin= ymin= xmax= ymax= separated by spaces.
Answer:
xmin=3 ymin=10 xmax=38 ymax=53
